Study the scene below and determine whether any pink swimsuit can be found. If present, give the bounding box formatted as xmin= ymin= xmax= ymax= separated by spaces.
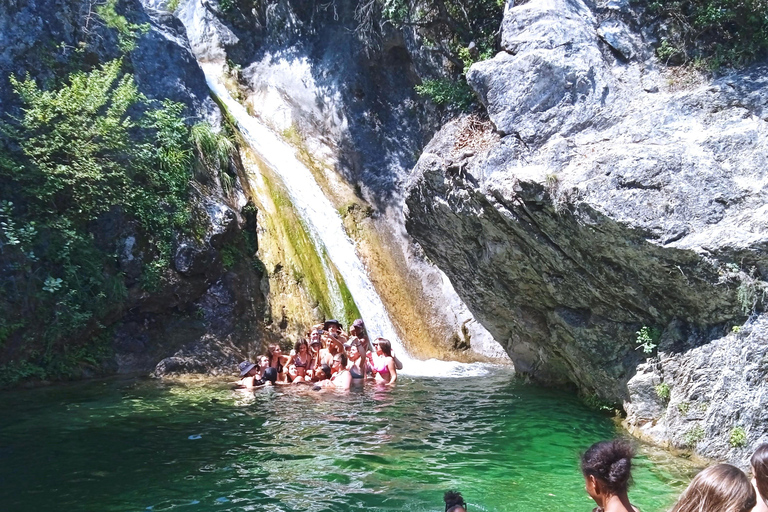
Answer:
xmin=371 ymin=358 xmax=391 ymax=378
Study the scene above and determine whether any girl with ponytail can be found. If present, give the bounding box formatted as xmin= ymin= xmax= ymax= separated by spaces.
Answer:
xmin=581 ymin=440 xmax=638 ymax=512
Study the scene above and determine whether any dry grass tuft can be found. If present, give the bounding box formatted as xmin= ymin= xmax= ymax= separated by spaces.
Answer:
xmin=451 ymin=114 xmax=499 ymax=159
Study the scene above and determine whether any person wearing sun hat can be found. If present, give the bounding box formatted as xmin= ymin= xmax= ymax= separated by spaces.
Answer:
xmin=322 ymin=319 xmax=347 ymax=363
xmin=237 ymin=360 xmax=260 ymax=388
xmin=323 ymin=319 xmax=348 ymax=343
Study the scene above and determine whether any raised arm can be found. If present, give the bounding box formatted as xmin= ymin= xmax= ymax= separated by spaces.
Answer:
xmin=326 ymin=333 xmax=345 ymax=353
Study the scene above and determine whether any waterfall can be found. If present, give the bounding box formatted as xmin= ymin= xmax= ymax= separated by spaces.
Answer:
xmin=201 ymin=65 xmax=498 ymax=377
xmin=200 ymin=65 xmax=411 ymax=355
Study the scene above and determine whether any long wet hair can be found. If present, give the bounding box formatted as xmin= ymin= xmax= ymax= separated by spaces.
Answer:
xmin=581 ymin=440 xmax=634 ymax=495
xmin=375 ymin=338 xmax=392 ymax=357
xmin=753 ymin=444 xmax=768 ymax=507
xmin=670 ymin=464 xmax=756 ymax=512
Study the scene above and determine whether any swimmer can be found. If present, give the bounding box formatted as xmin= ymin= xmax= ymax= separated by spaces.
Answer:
xmin=268 ymin=344 xmax=290 ymax=383
xmin=751 ymin=444 xmax=768 ymax=512
xmin=236 ymin=361 xmax=260 ymax=388
xmin=444 ymin=490 xmax=467 ymax=512
xmin=328 ymin=352 xmax=352 ymax=390
xmin=346 ymin=339 xmax=366 ymax=384
xmin=350 ymin=319 xmax=369 ymax=346
xmin=289 ymin=339 xmax=311 ymax=382
xmin=308 ymin=331 xmax=323 ymax=377
xmin=256 ymin=355 xmax=270 ymax=379
xmin=581 ymin=440 xmax=638 ymax=512
xmin=260 ymin=366 xmax=278 ymax=386
xmin=669 ymin=463 xmax=755 ymax=512
xmin=313 ymin=363 xmax=331 ymax=383
xmin=368 ymin=338 xmax=397 ymax=386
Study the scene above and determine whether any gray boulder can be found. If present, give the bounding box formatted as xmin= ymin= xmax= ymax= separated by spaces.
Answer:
xmin=405 ymin=0 xmax=768 ymax=460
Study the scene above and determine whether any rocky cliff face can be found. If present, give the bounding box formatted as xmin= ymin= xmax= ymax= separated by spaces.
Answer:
xmin=625 ymin=314 xmax=768 ymax=467
xmin=0 ymin=0 xmax=269 ymax=380
xmin=405 ymin=0 xmax=768 ymax=458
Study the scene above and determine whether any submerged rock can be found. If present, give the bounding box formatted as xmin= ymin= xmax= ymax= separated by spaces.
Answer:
xmin=405 ymin=0 xmax=768 ymax=459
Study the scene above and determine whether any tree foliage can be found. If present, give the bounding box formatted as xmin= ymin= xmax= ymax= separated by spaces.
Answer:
xmin=644 ymin=0 xmax=768 ymax=67
xmin=0 ymin=59 xmax=202 ymax=384
xmin=361 ymin=0 xmax=504 ymax=110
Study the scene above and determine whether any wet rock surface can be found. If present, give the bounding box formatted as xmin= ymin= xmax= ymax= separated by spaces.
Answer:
xmin=625 ymin=314 xmax=768 ymax=468
xmin=405 ymin=0 xmax=768 ymax=459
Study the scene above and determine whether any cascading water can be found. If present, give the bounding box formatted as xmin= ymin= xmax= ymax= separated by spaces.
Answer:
xmin=200 ymin=64 xmax=492 ymax=377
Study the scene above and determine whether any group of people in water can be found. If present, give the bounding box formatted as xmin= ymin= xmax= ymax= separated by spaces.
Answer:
xmin=236 ymin=321 xmax=767 ymax=512
xmin=236 ymin=318 xmax=400 ymax=391
xmin=444 ymin=440 xmax=767 ymax=512
xmin=580 ymin=439 xmax=767 ymax=512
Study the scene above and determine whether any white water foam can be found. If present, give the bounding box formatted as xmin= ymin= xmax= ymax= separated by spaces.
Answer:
xmin=202 ymin=64 xmax=499 ymax=378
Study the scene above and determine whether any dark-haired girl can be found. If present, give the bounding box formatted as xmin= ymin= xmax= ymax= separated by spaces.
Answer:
xmin=581 ymin=440 xmax=638 ymax=512
xmin=289 ymin=339 xmax=311 ymax=382
xmin=369 ymin=338 xmax=397 ymax=386
xmin=347 ymin=340 xmax=366 ymax=383
xmin=444 ymin=490 xmax=467 ymax=512
xmin=752 ymin=444 xmax=768 ymax=512
xmin=268 ymin=344 xmax=290 ymax=383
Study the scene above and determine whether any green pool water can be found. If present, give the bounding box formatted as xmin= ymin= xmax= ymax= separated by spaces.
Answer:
xmin=0 ymin=371 xmax=693 ymax=512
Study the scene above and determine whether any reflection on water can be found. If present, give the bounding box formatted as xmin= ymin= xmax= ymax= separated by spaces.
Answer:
xmin=0 ymin=372 xmax=694 ymax=512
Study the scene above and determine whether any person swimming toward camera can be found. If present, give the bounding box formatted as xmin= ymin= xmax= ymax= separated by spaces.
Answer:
xmin=444 ymin=490 xmax=467 ymax=512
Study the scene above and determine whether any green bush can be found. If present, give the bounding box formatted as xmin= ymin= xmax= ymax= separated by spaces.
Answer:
xmin=0 ymin=59 xmax=202 ymax=384
xmin=377 ymin=0 xmax=504 ymax=109
xmin=729 ymin=426 xmax=747 ymax=448
xmin=415 ymin=78 xmax=476 ymax=110
xmin=684 ymin=424 xmax=705 ymax=446
xmin=643 ymin=0 xmax=768 ymax=67
xmin=635 ymin=326 xmax=661 ymax=354
xmin=655 ymin=382 xmax=671 ymax=400
xmin=96 ymin=0 xmax=150 ymax=52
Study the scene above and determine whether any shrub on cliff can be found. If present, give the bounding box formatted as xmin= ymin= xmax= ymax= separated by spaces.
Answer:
xmin=357 ymin=0 xmax=505 ymax=109
xmin=0 ymin=59 xmax=211 ymax=385
xmin=643 ymin=0 xmax=768 ymax=67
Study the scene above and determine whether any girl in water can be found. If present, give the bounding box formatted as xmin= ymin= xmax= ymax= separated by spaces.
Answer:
xmin=444 ymin=490 xmax=467 ymax=512
xmin=581 ymin=440 xmax=637 ymax=512
xmin=669 ymin=463 xmax=755 ymax=512
xmin=369 ymin=338 xmax=397 ymax=386
xmin=268 ymin=344 xmax=291 ymax=383
xmin=346 ymin=338 xmax=366 ymax=383
xmin=289 ymin=339 xmax=311 ymax=382
xmin=752 ymin=444 xmax=768 ymax=512
xmin=256 ymin=355 xmax=270 ymax=380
